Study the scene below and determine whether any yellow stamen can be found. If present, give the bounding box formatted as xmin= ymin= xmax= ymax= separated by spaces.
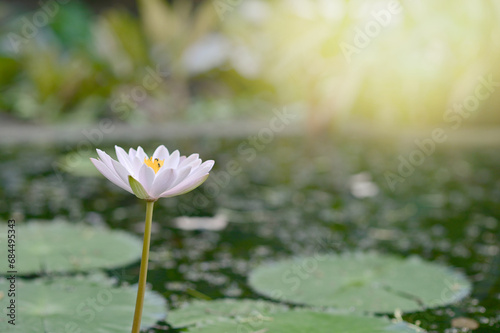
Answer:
xmin=144 ymin=156 xmax=164 ymax=173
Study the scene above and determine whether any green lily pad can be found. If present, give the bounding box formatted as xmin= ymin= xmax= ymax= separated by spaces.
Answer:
xmin=168 ymin=299 xmax=288 ymax=328
xmin=0 ymin=221 xmax=143 ymax=274
xmin=0 ymin=274 xmax=166 ymax=333
xmin=248 ymin=253 xmax=471 ymax=313
xmin=187 ymin=310 xmax=424 ymax=333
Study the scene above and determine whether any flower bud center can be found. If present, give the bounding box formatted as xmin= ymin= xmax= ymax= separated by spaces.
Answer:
xmin=144 ymin=157 xmax=164 ymax=174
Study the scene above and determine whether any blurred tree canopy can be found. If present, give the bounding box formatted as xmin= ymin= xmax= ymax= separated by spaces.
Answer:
xmin=0 ymin=0 xmax=499 ymax=132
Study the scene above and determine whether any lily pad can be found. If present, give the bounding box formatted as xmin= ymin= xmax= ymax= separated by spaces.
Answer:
xmin=0 ymin=220 xmax=143 ymax=274
xmin=168 ymin=299 xmax=288 ymax=328
xmin=187 ymin=310 xmax=424 ymax=333
xmin=0 ymin=274 xmax=166 ymax=333
xmin=248 ymin=253 xmax=471 ymax=313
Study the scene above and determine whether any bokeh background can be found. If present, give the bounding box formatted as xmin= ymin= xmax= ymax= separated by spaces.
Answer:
xmin=1 ymin=0 xmax=500 ymax=131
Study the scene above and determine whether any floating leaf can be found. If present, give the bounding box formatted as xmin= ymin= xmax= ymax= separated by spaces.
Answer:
xmin=248 ymin=253 xmax=471 ymax=313
xmin=186 ymin=310 xmax=423 ymax=333
xmin=168 ymin=299 xmax=287 ymax=328
xmin=0 ymin=221 xmax=142 ymax=274
xmin=0 ymin=274 xmax=166 ymax=333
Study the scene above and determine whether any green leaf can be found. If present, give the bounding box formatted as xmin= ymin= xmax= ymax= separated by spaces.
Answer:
xmin=48 ymin=1 xmax=93 ymax=49
xmin=248 ymin=253 xmax=471 ymax=313
xmin=0 ymin=220 xmax=143 ymax=274
xmin=168 ymin=299 xmax=288 ymax=328
xmin=129 ymin=175 xmax=149 ymax=200
xmin=0 ymin=274 xmax=166 ymax=333
xmin=186 ymin=310 xmax=424 ymax=333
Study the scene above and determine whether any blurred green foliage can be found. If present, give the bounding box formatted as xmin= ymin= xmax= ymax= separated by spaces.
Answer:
xmin=0 ymin=0 xmax=499 ymax=130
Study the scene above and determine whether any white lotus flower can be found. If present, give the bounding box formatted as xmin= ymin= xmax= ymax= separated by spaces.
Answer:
xmin=90 ymin=145 xmax=214 ymax=201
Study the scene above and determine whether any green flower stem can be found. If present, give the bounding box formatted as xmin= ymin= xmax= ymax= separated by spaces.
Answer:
xmin=131 ymin=200 xmax=155 ymax=333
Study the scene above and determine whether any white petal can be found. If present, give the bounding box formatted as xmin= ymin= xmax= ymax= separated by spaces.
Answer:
xmin=91 ymin=158 xmax=133 ymax=194
xmin=96 ymin=149 xmax=114 ymax=169
xmin=111 ymin=158 xmax=131 ymax=185
xmin=179 ymin=160 xmax=214 ymax=183
xmin=128 ymin=147 xmax=137 ymax=158
xmin=192 ymin=160 xmax=215 ymax=177
xmin=91 ymin=158 xmax=118 ymax=182
xmin=135 ymin=146 xmax=148 ymax=160
xmin=160 ymin=174 xmax=209 ymax=198
xmin=164 ymin=150 xmax=180 ymax=169
xmin=138 ymin=164 xmax=155 ymax=195
xmin=171 ymin=166 xmax=192 ymax=188
xmin=152 ymin=145 xmax=169 ymax=160
xmin=150 ymin=168 xmax=176 ymax=198
xmin=179 ymin=154 xmax=201 ymax=169
xmin=187 ymin=160 xmax=202 ymax=172
xmin=115 ymin=145 xmax=135 ymax=174
xmin=129 ymin=156 xmax=143 ymax=177
xmin=185 ymin=153 xmax=199 ymax=162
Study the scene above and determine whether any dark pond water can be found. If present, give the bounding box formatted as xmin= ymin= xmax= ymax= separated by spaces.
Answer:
xmin=1 ymin=135 xmax=499 ymax=332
